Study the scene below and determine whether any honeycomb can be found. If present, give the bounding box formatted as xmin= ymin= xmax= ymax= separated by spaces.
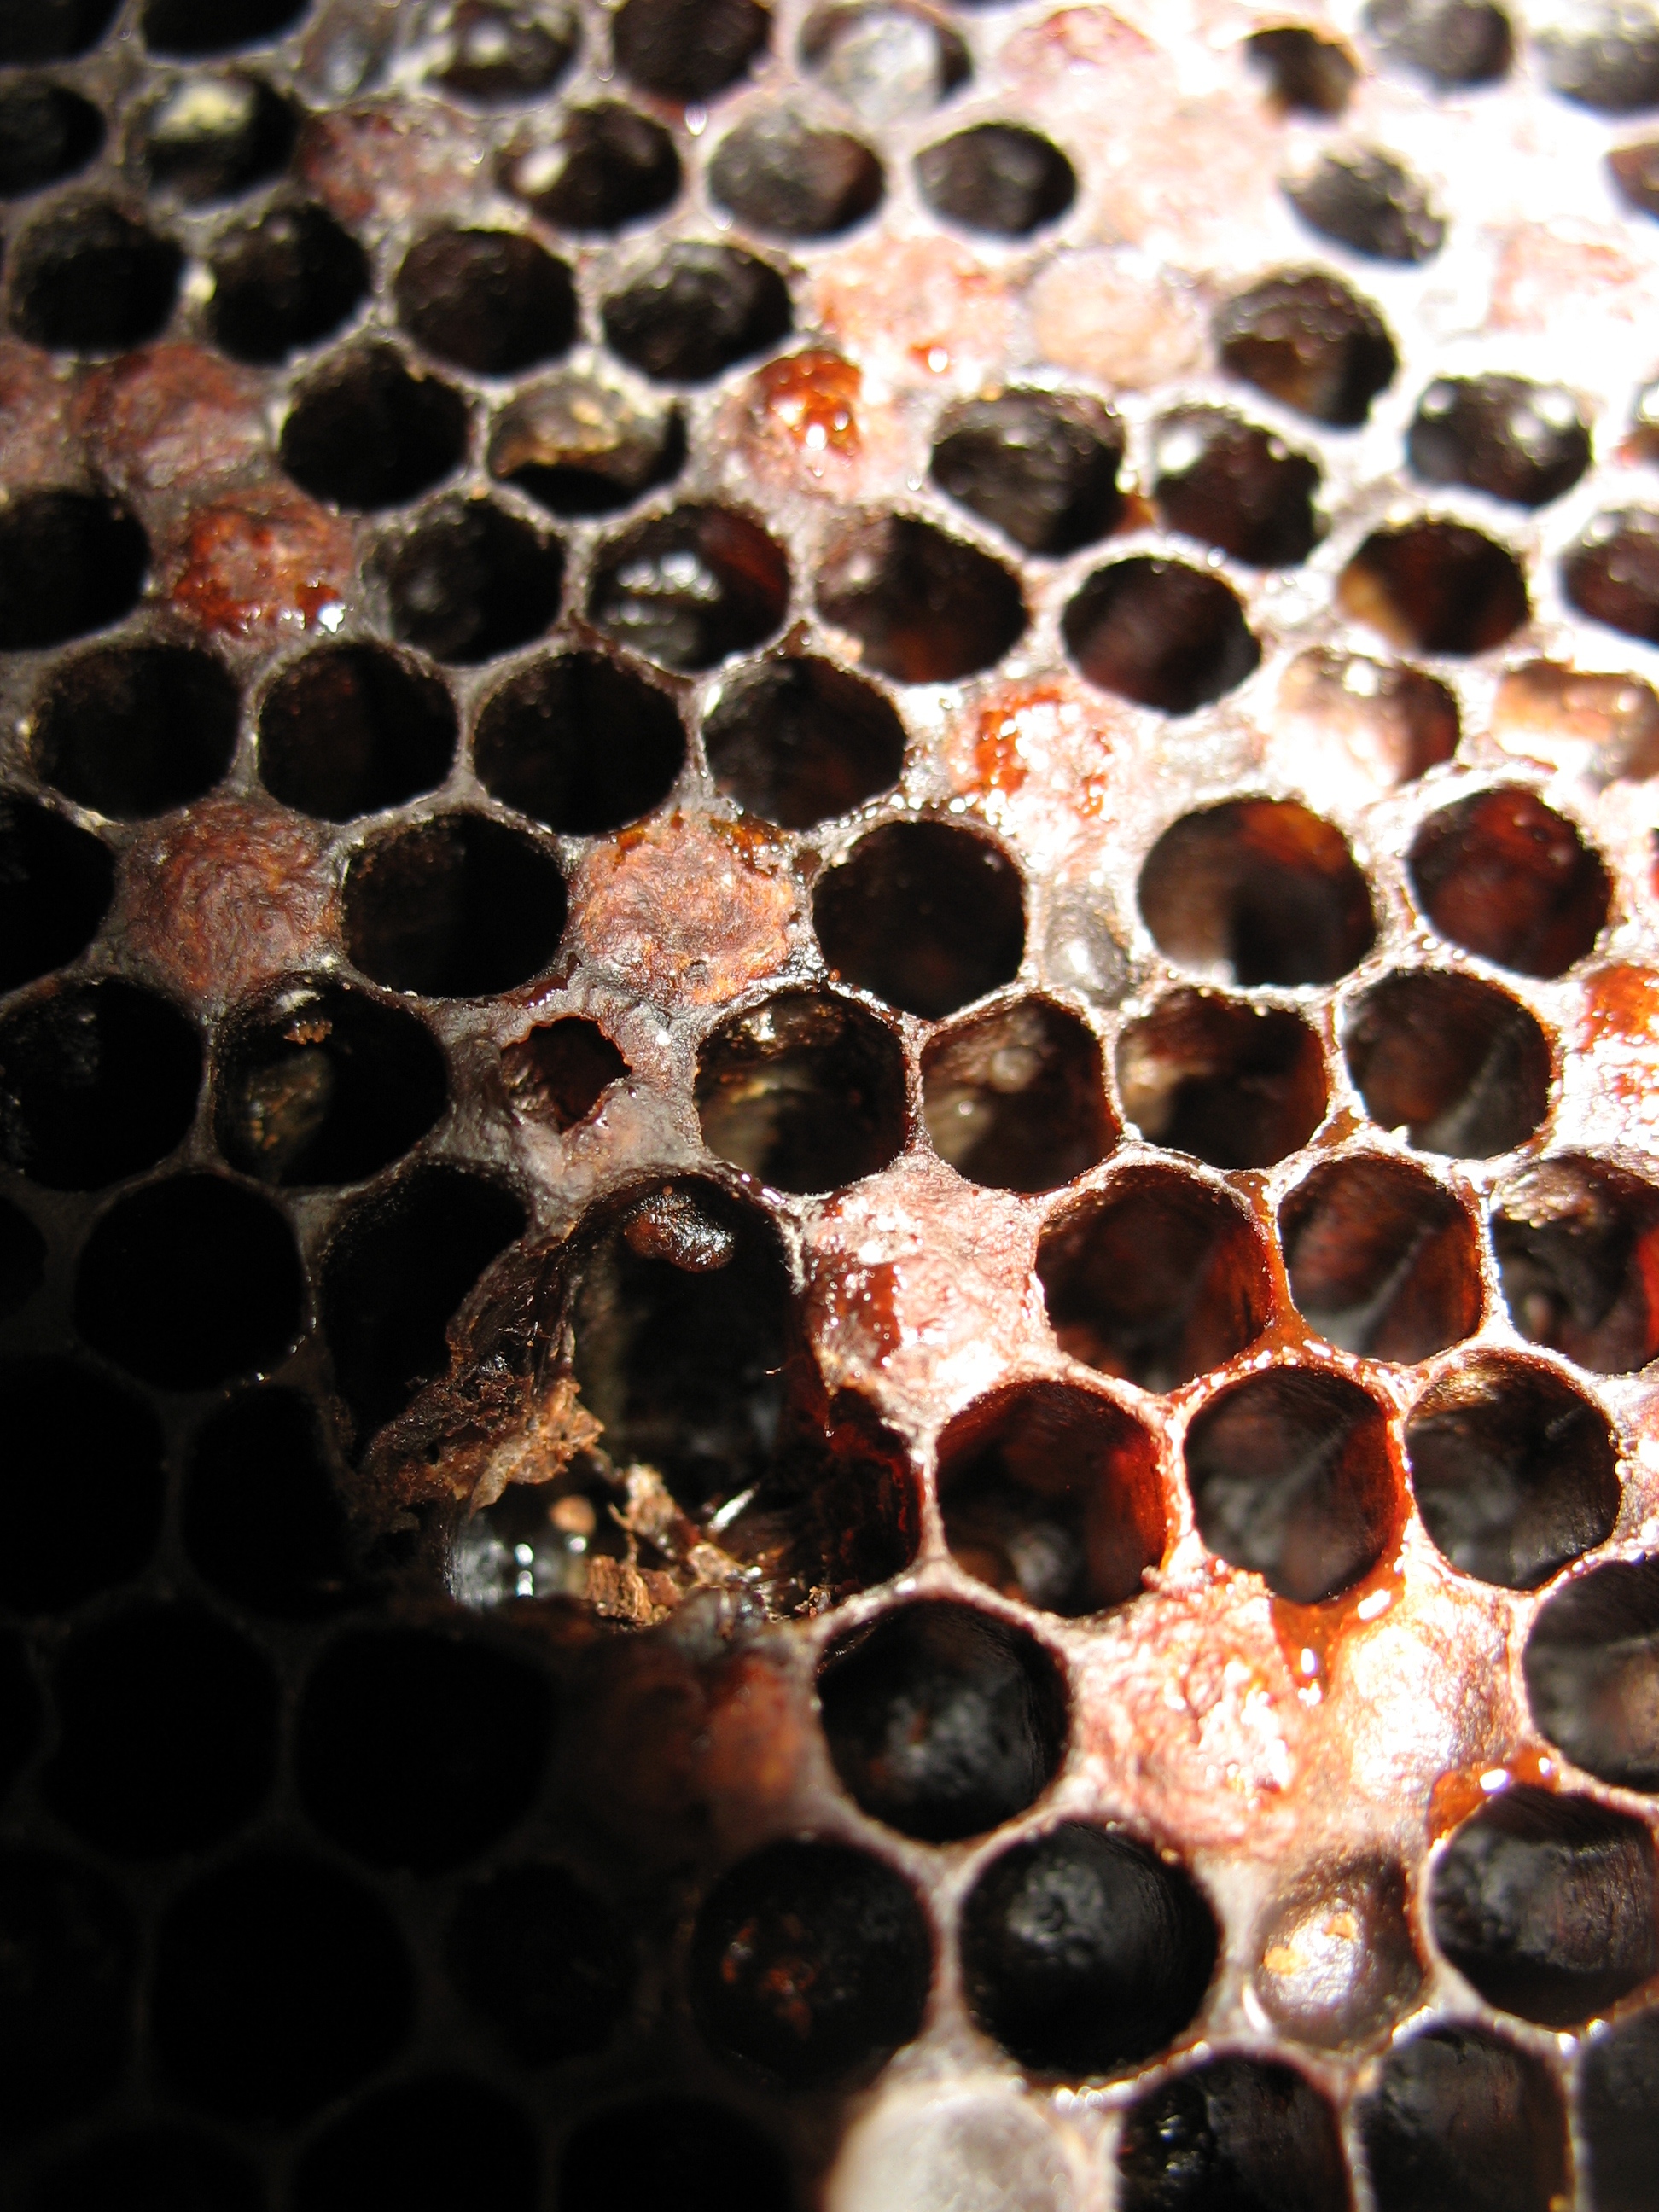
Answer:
xmin=4 ymin=0 xmax=1659 ymax=2203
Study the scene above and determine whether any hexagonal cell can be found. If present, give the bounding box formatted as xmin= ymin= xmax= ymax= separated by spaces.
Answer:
xmin=422 ymin=0 xmax=577 ymax=102
xmin=1339 ymin=518 xmax=1528 ymax=654
xmin=711 ymin=110 xmax=883 ymax=238
xmin=500 ymin=103 xmax=680 ymax=231
xmin=446 ymin=1861 xmax=630 ymax=2066
xmin=1342 ymin=970 xmax=1550 ymax=1160
xmin=690 ymin=1839 xmax=931 ymax=2087
xmin=344 ymin=813 xmax=566 ymax=997
xmin=1282 ymin=1155 xmax=1481 ymax=1364
xmin=1245 ymin=25 xmax=1358 ymax=114
xmin=1492 ymin=1154 xmax=1659 ymax=1374
xmin=704 ymin=656 xmax=905 ymax=828
xmin=0 ymin=492 xmax=147 ymax=653
xmin=0 ymin=1357 xmax=164 ymax=1611
xmin=281 ymin=346 xmax=467 ymax=512
xmin=0 ymin=82 xmax=103 ymax=196
xmin=1278 ymin=649 xmax=1459 ymax=789
xmin=588 ymin=506 xmax=788 ymax=671
xmin=1564 ymin=509 xmax=1659 ymax=643
xmin=1284 ymin=145 xmax=1445 ymax=263
xmin=1117 ymin=988 xmax=1326 ymax=1170
xmin=1185 ymin=1365 xmax=1396 ymax=1604
xmin=1150 ymin=406 xmax=1322 ymax=568
xmin=1581 ymin=2008 xmax=1659 ymax=2212
xmin=141 ymin=73 xmax=294 ymax=202
xmin=1214 ymin=266 xmax=1397 ymax=428
xmin=1138 ymin=800 xmax=1375 ymax=988
xmin=1408 ymin=375 xmax=1588 ymax=508
xmin=34 ymin=642 xmax=238 ymax=818
xmin=475 ymin=652 xmax=683 ymax=833
xmin=1038 ymin=1167 xmax=1270 ymax=1392
xmin=916 ymin=123 xmax=1074 ymax=237
xmin=937 ymin=1380 xmax=1164 ymax=1615
xmin=1363 ymin=0 xmax=1511 ymax=84
xmin=1357 ymin=2028 xmax=1568 ymax=2212
xmin=208 ymin=202 xmax=367 ymax=362
xmin=818 ymin=513 xmax=1026 ymax=684
xmin=961 ymin=1822 xmax=1216 ymax=2075
xmin=612 ymin=0 xmax=768 ymax=99
xmin=923 ymin=998 xmax=1112 ymax=1193
xmin=1525 ymin=1555 xmax=1659 ymax=1788
xmin=1410 ymin=787 xmax=1609 ymax=978
xmin=802 ymin=2 xmax=970 ymax=122
xmin=1062 ymin=558 xmax=1260 ymax=714
xmin=258 ymin=643 xmax=457 ymax=819
xmin=500 ymin=1017 xmax=627 ymax=1132
xmin=0 ymin=1847 xmax=132 ymax=2132
xmin=393 ymin=227 xmax=576 ymax=376
xmin=1251 ymin=1855 xmax=1423 ymax=2047
xmin=814 ymin=819 xmax=1026 ymax=1020
xmin=9 ymin=198 xmax=181 ymax=350
xmin=818 ymin=1599 xmax=1067 ymax=1841
xmin=183 ymin=1386 xmax=359 ymax=1618
xmin=602 ymin=243 xmax=791 ymax=382
xmin=561 ymin=2102 xmax=791 ymax=2212
xmin=143 ymin=0 xmax=307 ymax=55
xmin=930 ymin=389 xmax=1123 ymax=556
xmin=1119 ymin=2058 xmax=1348 ymax=2210
xmin=696 ymin=989 xmax=908 ymax=1195
xmin=293 ymin=2077 xmax=538 ymax=2212
xmin=380 ymin=498 xmax=563 ymax=664
xmin=487 ymin=370 xmax=683 ymax=515
xmin=0 ymin=978 xmax=201 ymax=1190
xmin=0 ymin=796 xmax=113 ymax=991
xmin=1534 ymin=0 xmax=1659 ymax=111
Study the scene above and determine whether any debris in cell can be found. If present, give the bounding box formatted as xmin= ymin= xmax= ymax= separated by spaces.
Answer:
xmin=803 ymin=1 xmax=970 ymax=122
xmin=487 ymin=372 xmax=682 ymax=515
xmin=588 ymin=507 xmax=788 ymax=670
xmin=1283 ymin=147 xmax=1446 ymax=263
xmin=499 ymin=104 xmax=680 ymax=231
xmin=501 ymin=1019 xmax=627 ymax=1132
xmin=422 ymin=0 xmax=576 ymax=102
xmin=142 ymin=73 xmax=293 ymax=201
xmin=930 ymin=389 xmax=1123 ymax=555
xmin=623 ymin=1189 xmax=738 ymax=1272
xmin=1491 ymin=659 xmax=1659 ymax=783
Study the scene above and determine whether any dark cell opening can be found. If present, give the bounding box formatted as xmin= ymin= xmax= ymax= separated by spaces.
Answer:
xmin=1245 ymin=25 xmax=1357 ymax=114
xmin=425 ymin=0 xmax=577 ymax=102
xmin=696 ymin=989 xmax=908 ymax=1194
xmin=296 ymin=1625 xmax=551 ymax=1872
xmin=9 ymin=199 xmax=181 ymax=350
xmin=923 ymin=996 xmax=1114 ymax=1193
xmin=0 ymin=795 xmax=112 ymax=987
xmin=1340 ymin=519 xmax=1528 ymax=655
xmin=938 ymin=1380 xmax=1164 ymax=1617
xmin=1279 ymin=649 xmax=1459 ymax=788
xmin=1363 ymin=0 xmax=1511 ymax=84
xmin=381 ymin=498 xmax=563 ymax=663
xmin=613 ymin=0 xmax=769 ymax=99
xmin=0 ymin=491 xmax=147 ymax=654
xmin=258 ymin=643 xmax=456 ymax=820
xmin=916 ymin=123 xmax=1074 ymax=237
xmin=802 ymin=1 xmax=969 ymax=119
xmin=1358 ymin=2028 xmax=1568 ymax=2212
xmin=1409 ymin=375 xmax=1588 ymax=509
xmin=0 ymin=1198 xmax=44 ymax=1318
xmin=0 ymin=979 xmax=201 ymax=1190
xmin=1564 ymin=509 xmax=1659 ymax=643
xmin=705 ymin=656 xmax=905 ymax=828
xmin=0 ymin=1357 xmax=164 ymax=1610
xmin=1281 ymin=1154 xmax=1482 ymax=1363
xmin=0 ymin=1847 xmax=131 ymax=2130
xmin=1117 ymin=988 xmax=1326 ymax=1171
xmin=818 ymin=513 xmax=1026 ymax=684
xmin=43 ymin=1601 xmax=277 ymax=1858
xmin=1582 ymin=2009 xmax=1659 ymax=2212
xmin=931 ymin=389 xmax=1123 ymax=556
xmin=962 ymin=1823 xmax=1216 ymax=2076
xmin=1431 ymin=1785 xmax=1654 ymax=2026
xmin=487 ymin=370 xmax=683 ymax=515
xmin=1343 ymin=969 xmax=1551 ymax=1160
xmin=1185 ymin=1365 xmax=1396 ymax=1604
xmin=33 ymin=2127 xmax=264 ymax=2212
xmin=216 ymin=979 xmax=448 ymax=1186
xmin=1610 ymin=134 xmax=1659 ymax=218
xmin=1215 ymin=267 xmax=1396 ymax=428
xmin=814 ymin=819 xmax=1026 ymax=1020
xmin=559 ymin=2100 xmax=793 ymax=2212
xmin=1524 ymin=1555 xmax=1659 ymax=1789
xmin=142 ymin=72 xmax=294 ymax=203
xmin=394 ymin=227 xmax=576 ymax=377
xmin=0 ymin=82 xmax=103 ymax=196
xmin=1039 ymin=1167 xmax=1270 ymax=1392
xmin=474 ymin=651 xmax=684 ymax=832
xmin=1284 ymin=146 xmax=1445 ymax=263
xmin=143 ymin=0 xmax=309 ymax=55
xmin=344 ymin=814 xmax=566 ymax=998
xmin=1535 ymin=3 xmax=1659 ymax=111
xmin=73 ymin=1174 xmax=304 ymax=1391
xmin=447 ymin=1862 xmax=632 ymax=2065
xmin=184 ymin=1386 xmax=360 ymax=1618
xmin=0 ymin=0 xmax=119 ymax=64
xmin=711 ymin=110 xmax=883 ymax=239
xmin=1152 ymin=406 xmax=1322 ymax=568
xmin=210 ymin=202 xmax=368 ymax=361
xmin=602 ymin=244 xmax=792 ymax=383
xmin=690 ymin=1839 xmax=931 ymax=2087
xmin=501 ymin=1017 xmax=627 ymax=1132
xmin=818 ymin=1598 xmax=1067 ymax=1841
xmin=1119 ymin=2057 xmax=1349 ymax=2212
xmin=35 ymin=642 xmax=239 ymax=818
xmin=281 ymin=346 xmax=467 ymax=511
xmin=1252 ymin=1855 xmax=1423 ymax=2047
xmin=1138 ymin=800 xmax=1374 ymax=987
xmin=152 ymin=1849 xmax=413 ymax=2124
xmin=1411 ymin=787 xmax=1609 ymax=977
xmin=1063 ymin=558 xmax=1260 ymax=714
xmin=588 ymin=505 xmax=787 ymax=671
xmin=293 ymin=2075 xmax=538 ymax=2212
xmin=1492 ymin=1154 xmax=1659 ymax=1375
xmin=500 ymin=103 xmax=680 ymax=233
xmin=322 ymin=1166 xmax=526 ymax=1436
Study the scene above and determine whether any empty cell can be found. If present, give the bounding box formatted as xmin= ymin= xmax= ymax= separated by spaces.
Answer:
xmin=1581 ymin=2008 xmax=1659 ymax=2212
xmin=1410 ymin=787 xmax=1609 ymax=976
xmin=281 ymin=347 xmax=467 ymax=510
xmin=1119 ymin=2057 xmax=1348 ymax=2211
xmin=379 ymin=500 xmax=563 ymax=663
xmin=802 ymin=2 xmax=970 ymax=123
xmin=394 ymin=227 xmax=576 ymax=377
xmin=1138 ymin=800 xmax=1374 ymax=988
xmin=9 ymin=199 xmax=181 ymax=349
xmin=474 ymin=652 xmax=684 ymax=833
xmin=1038 ymin=1167 xmax=1270 ymax=1391
xmin=1492 ymin=1154 xmax=1659 ymax=1374
xmin=1117 ymin=988 xmax=1326 ymax=1170
xmin=1251 ymin=1855 xmax=1423 ymax=2047
xmin=931 ymin=390 xmax=1123 ymax=556
xmin=447 ymin=1861 xmax=632 ymax=2064
xmin=0 ymin=491 xmax=143 ymax=651
xmin=923 ymin=997 xmax=1114 ymax=1193
xmin=1284 ymin=145 xmax=1445 ymax=263
xmin=711 ymin=110 xmax=883 ymax=239
xmin=696 ymin=989 xmax=908 ymax=1194
xmin=1214 ymin=267 xmax=1396 ymax=428
xmin=1185 ymin=1365 xmax=1395 ymax=1604
xmin=1408 ymin=375 xmax=1588 ymax=508
xmin=487 ymin=370 xmax=683 ymax=515
xmin=424 ymin=0 xmax=576 ymax=102
xmin=0 ymin=795 xmax=113 ymax=986
xmin=1063 ymin=559 xmax=1260 ymax=714
xmin=35 ymin=642 xmax=239 ymax=818
xmin=1357 ymin=2027 xmax=1568 ymax=2212
xmin=1343 ymin=970 xmax=1551 ymax=1159
xmin=0 ymin=1357 xmax=165 ymax=1610
xmin=560 ymin=2101 xmax=792 ymax=2212
xmin=916 ymin=123 xmax=1074 ymax=237
xmin=501 ymin=1018 xmax=627 ymax=1132
xmin=1245 ymin=26 xmax=1358 ymax=114
xmin=1282 ymin=1155 xmax=1482 ymax=1362
xmin=0 ymin=1847 xmax=132 ymax=2129
xmin=1566 ymin=507 xmax=1659 ymax=644
xmin=612 ymin=0 xmax=769 ymax=100
xmin=818 ymin=513 xmax=1026 ymax=684
xmin=1363 ymin=0 xmax=1511 ymax=84
xmin=813 ymin=819 xmax=1026 ymax=1019
xmin=142 ymin=72 xmax=294 ymax=201
xmin=209 ymin=201 xmax=367 ymax=361
xmin=1525 ymin=1555 xmax=1659 ymax=1787
xmin=818 ymin=1598 xmax=1067 ymax=1841
xmin=602 ymin=243 xmax=791 ymax=382
xmin=690 ymin=1839 xmax=931 ymax=2087
xmin=0 ymin=980 xmax=199 ymax=1190
xmin=143 ymin=0 xmax=309 ymax=55
xmin=500 ymin=103 xmax=680 ymax=231
xmin=0 ymin=0 xmax=119 ymax=62
xmin=1534 ymin=0 xmax=1659 ymax=111
xmin=705 ymin=656 xmax=905 ymax=828
xmin=1151 ymin=406 xmax=1322 ymax=568
xmin=937 ymin=1379 xmax=1164 ymax=1615
xmin=258 ymin=643 xmax=456 ymax=819
xmin=1340 ymin=519 xmax=1528 ymax=654
xmin=0 ymin=81 xmax=102 ymax=196
xmin=589 ymin=506 xmax=787 ymax=671
xmin=961 ymin=1822 xmax=1216 ymax=2075
xmin=184 ymin=1386 xmax=360 ymax=1617
xmin=293 ymin=2075 xmax=538 ymax=2212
